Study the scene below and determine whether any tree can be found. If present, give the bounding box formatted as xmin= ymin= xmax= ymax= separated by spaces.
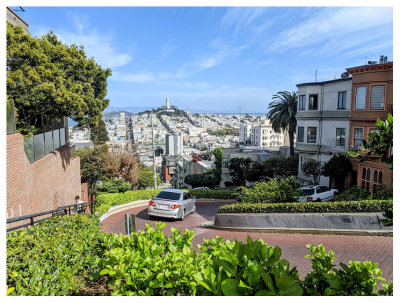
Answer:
xmin=210 ymin=148 xmax=223 ymax=184
xmin=74 ymin=144 xmax=108 ymax=199
xmin=346 ymin=114 xmax=393 ymax=169
xmin=137 ymin=168 xmax=161 ymax=189
xmin=267 ymin=91 xmax=298 ymax=156
xmin=7 ymin=23 xmax=111 ymax=135
xmin=184 ymin=174 xmax=217 ymax=188
xmin=302 ymin=159 xmax=323 ymax=184
xmin=90 ymin=119 xmax=109 ymax=145
xmin=263 ymin=154 xmax=299 ymax=178
xmin=228 ymin=157 xmax=253 ymax=186
xmin=322 ymin=154 xmax=352 ymax=191
xmin=107 ymin=148 xmax=141 ymax=187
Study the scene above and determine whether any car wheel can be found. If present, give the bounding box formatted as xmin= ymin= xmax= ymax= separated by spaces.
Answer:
xmin=179 ymin=209 xmax=185 ymax=221
xmin=316 ymin=198 xmax=322 ymax=202
xmin=192 ymin=205 xmax=196 ymax=213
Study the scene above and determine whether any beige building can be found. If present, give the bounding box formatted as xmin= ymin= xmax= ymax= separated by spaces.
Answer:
xmin=7 ymin=7 xmax=30 ymax=35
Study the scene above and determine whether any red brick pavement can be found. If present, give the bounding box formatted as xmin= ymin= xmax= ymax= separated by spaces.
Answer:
xmin=100 ymin=201 xmax=393 ymax=282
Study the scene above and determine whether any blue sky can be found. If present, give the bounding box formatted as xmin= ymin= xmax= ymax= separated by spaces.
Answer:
xmin=19 ymin=6 xmax=393 ymax=113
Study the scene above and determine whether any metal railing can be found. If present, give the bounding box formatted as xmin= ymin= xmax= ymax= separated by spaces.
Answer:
xmin=6 ymin=201 xmax=94 ymax=232
xmin=24 ymin=127 xmax=67 ymax=163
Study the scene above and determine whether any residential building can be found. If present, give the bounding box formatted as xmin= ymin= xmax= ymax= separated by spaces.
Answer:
xmin=295 ymin=77 xmax=352 ymax=187
xmin=346 ymin=59 xmax=393 ymax=193
xmin=240 ymin=119 xmax=286 ymax=148
xmin=160 ymin=155 xmax=178 ymax=183
xmin=7 ymin=7 xmax=30 ymax=35
xmin=165 ymin=133 xmax=183 ymax=156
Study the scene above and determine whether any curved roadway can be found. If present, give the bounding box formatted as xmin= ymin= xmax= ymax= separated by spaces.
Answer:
xmin=100 ymin=201 xmax=393 ymax=281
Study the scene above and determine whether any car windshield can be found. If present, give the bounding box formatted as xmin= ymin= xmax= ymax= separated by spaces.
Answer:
xmin=155 ymin=191 xmax=181 ymax=201
xmin=301 ymin=189 xmax=314 ymax=196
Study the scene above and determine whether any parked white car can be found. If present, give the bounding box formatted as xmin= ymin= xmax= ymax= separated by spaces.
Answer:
xmin=298 ymin=185 xmax=338 ymax=202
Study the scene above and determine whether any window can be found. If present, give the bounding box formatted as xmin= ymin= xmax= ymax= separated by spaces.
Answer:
xmin=378 ymin=172 xmax=383 ymax=184
xmin=355 ymin=86 xmax=366 ymax=110
xmin=336 ymin=128 xmax=346 ymax=146
xmin=299 ymin=95 xmax=306 ymax=110
xmin=297 ymin=127 xmax=304 ymax=142
xmin=309 ymin=94 xmax=318 ymax=110
xmin=370 ymin=85 xmax=385 ymax=110
xmin=337 ymin=91 xmax=347 ymax=109
xmin=354 ymin=128 xmax=363 ymax=150
xmin=307 ymin=127 xmax=317 ymax=143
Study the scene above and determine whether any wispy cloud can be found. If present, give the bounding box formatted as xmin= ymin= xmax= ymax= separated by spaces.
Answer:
xmin=111 ymin=71 xmax=155 ymax=83
xmin=221 ymin=7 xmax=268 ymax=36
xmin=54 ymin=14 xmax=132 ymax=69
xmin=161 ymin=42 xmax=177 ymax=59
xmin=269 ymin=7 xmax=393 ymax=56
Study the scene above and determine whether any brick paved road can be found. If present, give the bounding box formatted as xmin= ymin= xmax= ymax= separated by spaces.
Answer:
xmin=100 ymin=201 xmax=393 ymax=281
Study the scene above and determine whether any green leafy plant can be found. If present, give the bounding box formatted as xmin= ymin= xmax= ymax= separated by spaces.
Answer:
xmin=322 ymin=154 xmax=352 ymax=191
xmin=137 ymin=168 xmax=161 ymax=189
xmin=96 ymin=179 xmax=132 ymax=195
xmin=333 ymin=187 xmax=373 ymax=201
xmin=380 ymin=209 xmax=393 ymax=226
xmin=301 ymin=159 xmax=323 ymax=184
xmin=374 ymin=185 xmax=393 ymax=200
xmin=303 ymin=244 xmax=393 ymax=296
xmin=241 ymin=177 xmax=301 ymax=204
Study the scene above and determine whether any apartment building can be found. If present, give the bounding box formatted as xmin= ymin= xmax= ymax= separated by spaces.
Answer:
xmin=172 ymin=154 xmax=214 ymax=189
xmin=295 ymin=77 xmax=352 ymax=187
xmin=346 ymin=59 xmax=393 ymax=193
xmin=165 ymin=133 xmax=183 ymax=156
xmin=240 ymin=119 xmax=285 ymax=148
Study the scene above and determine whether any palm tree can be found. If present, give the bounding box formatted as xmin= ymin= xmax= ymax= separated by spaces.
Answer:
xmin=267 ymin=91 xmax=298 ymax=156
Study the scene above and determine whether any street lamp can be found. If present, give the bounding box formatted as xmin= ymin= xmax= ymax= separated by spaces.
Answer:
xmin=151 ymin=108 xmax=174 ymax=189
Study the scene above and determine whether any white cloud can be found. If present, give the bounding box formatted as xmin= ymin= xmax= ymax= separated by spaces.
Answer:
xmin=221 ymin=7 xmax=268 ymax=35
xmin=54 ymin=15 xmax=132 ymax=69
xmin=161 ymin=42 xmax=177 ymax=59
xmin=111 ymin=71 xmax=155 ymax=83
xmin=269 ymin=7 xmax=393 ymax=55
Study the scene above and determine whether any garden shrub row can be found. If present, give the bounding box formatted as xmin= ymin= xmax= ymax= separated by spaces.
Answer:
xmin=95 ymin=189 xmax=238 ymax=216
xmin=7 ymin=218 xmax=392 ymax=296
xmin=218 ymin=200 xmax=393 ymax=214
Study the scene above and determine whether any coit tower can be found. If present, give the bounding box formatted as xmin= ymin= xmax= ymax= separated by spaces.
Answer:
xmin=166 ymin=97 xmax=170 ymax=109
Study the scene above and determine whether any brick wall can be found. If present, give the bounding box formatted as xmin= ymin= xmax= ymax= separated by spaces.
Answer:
xmin=7 ymin=133 xmax=81 ymax=219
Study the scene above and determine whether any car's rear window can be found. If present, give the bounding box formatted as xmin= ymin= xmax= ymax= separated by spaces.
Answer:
xmin=155 ymin=191 xmax=181 ymax=201
xmin=301 ymin=189 xmax=314 ymax=196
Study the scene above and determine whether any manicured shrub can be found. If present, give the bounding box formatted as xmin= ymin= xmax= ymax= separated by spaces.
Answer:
xmin=7 ymin=215 xmax=103 ymax=296
xmin=374 ymin=185 xmax=393 ymax=200
xmin=96 ymin=179 xmax=132 ymax=195
xmin=241 ymin=177 xmax=301 ymax=204
xmin=218 ymin=200 xmax=392 ymax=214
xmin=334 ymin=187 xmax=373 ymax=201
xmin=188 ymin=189 xmax=238 ymax=200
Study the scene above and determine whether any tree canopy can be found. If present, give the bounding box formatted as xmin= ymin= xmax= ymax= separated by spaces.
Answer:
xmin=7 ymin=23 xmax=111 ymax=135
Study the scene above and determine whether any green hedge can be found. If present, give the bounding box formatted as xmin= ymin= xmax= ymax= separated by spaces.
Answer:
xmin=218 ymin=200 xmax=392 ymax=214
xmin=95 ymin=189 xmax=238 ymax=216
xmin=188 ymin=189 xmax=238 ymax=200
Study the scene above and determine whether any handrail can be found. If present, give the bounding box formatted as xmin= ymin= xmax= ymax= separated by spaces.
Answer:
xmin=6 ymin=201 xmax=94 ymax=232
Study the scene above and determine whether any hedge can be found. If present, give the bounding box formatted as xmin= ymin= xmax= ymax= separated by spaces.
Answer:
xmin=95 ymin=189 xmax=238 ymax=216
xmin=218 ymin=200 xmax=393 ymax=214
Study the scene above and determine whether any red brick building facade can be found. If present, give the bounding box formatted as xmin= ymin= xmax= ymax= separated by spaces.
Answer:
xmin=7 ymin=133 xmax=81 ymax=219
xmin=346 ymin=62 xmax=393 ymax=193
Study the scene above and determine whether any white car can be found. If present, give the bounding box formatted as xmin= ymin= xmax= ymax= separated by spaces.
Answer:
xmin=148 ymin=189 xmax=196 ymax=221
xmin=298 ymin=185 xmax=338 ymax=202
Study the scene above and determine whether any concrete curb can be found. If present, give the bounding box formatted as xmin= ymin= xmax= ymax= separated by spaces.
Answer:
xmin=99 ymin=200 xmax=150 ymax=222
xmin=212 ymin=213 xmax=393 ymax=236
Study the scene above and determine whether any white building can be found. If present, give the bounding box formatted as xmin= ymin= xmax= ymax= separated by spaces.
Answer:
xmin=295 ymin=77 xmax=352 ymax=187
xmin=240 ymin=120 xmax=285 ymax=148
xmin=165 ymin=133 xmax=183 ymax=156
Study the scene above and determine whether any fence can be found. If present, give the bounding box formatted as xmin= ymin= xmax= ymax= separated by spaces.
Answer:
xmin=24 ymin=128 xmax=67 ymax=163
xmin=6 ymin=201 xmax=94 ymax=232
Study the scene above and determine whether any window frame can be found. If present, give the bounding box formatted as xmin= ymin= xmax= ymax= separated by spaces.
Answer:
xmin=299 ymin=95 xmax=306 ymax=111
xmin=370 ymin=84 xmax=386 ymax=111
xmin=337 ymin=91 xmax=347 ymax=109
xmin=297 ymin=126 xmax=304 ymax=143
xmin=354 ymin=128 xmax=364 ymax=150
xmin=307 ymin=127 xmax=317 ymax=143
xmin=308 ymin=94 xmax=318 ymax=110
xmin=355 ymin=85 xmax=367 ymax=110
xmin=335 ymin=128 xmax=346 ymax=146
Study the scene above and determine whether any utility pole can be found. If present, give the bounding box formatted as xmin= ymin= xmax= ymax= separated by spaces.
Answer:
xmin=151 ymin=109 xmax=157 ymax=189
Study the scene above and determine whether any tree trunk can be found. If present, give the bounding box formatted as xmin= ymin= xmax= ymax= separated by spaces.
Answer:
xmin=289 ymin=130 xmax=294 ymax=156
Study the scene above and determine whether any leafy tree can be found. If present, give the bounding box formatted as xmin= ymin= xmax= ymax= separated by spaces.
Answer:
xmin=228 ymin=157 xmax=253 ymax=186
xmin=301 ymin=159 xmax=323 ymax=184
xmin=241 ymin=177 xmax=301 ymax=203
xmin=137 ymin=168 xmax=161 ymax=189
xmin=333 ymin=187 xmax=373 ymax=202
xmin=263 ymin=154 xmax=299 ymax=178
xmin=107 ymin=148 xmax=141 ymax=187
xmin=90 ymin=119 xmax=109 ymax=145
xmin=210 ymin=148 xmax=223 ymax=184
xmin=246 ymin=161 xmax=266 ymax=181
xmin=74 ymin=144 xmax=108 ymax=199
xmin=7 ymin=23 xmax=111 ymax=135
xmin=346 ymin=114 xmax=393 ymax=169
xmin=96 ymin=179 xmax=132 ymax=195
xmin=267 ymin=91 xmax=298 ymax=156
xmin=322 ymin=154 xmax=352 ymax=191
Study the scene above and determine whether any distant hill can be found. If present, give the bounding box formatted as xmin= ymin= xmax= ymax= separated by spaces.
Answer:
xmin=103 ymin=110 xmax=136 ymax=119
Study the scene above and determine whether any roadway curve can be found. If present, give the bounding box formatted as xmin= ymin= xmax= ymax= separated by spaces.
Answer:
xmin=100 ymin=200 xmax=393 ymax=281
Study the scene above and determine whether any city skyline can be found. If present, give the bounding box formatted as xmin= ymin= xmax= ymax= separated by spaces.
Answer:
xmin=18 ymin=6 xmax=393 ymax=113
